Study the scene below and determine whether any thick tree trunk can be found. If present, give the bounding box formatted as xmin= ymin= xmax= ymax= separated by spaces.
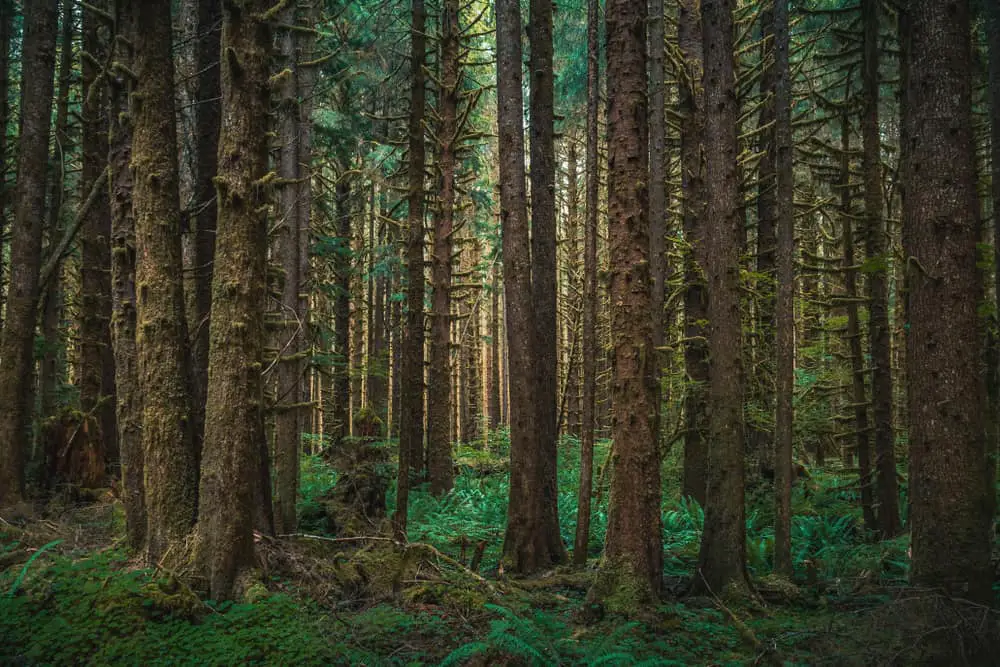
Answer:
xmin=498 ymin=0 xmax=565 ymax=573
xmin=394 ymin=0 xmax=427 ymax=537
xmin=772 ymin=0 xmax=794 ymax=577
xmin=575 ymin=0 xmax=600 ymax=565
xmin=109 ymin=0 xmax=142 ymax=549
xmin=79 ymin=0 xmax=116 ymax=476
xmin=196 ymin=0 xmax=272 ymax=601
xmin=648 ymin=0 xmax=666 ymax=422
xmin=0 ymin=0 xmax=59 ymax=507
xmin=679 ymin=0 xmax=708 ymax=506
xmin=903 ymin=0 xmax=992 ymax=602
xmin=988 ymin=0 xmax=1000 ymax=505
xmin=862 ymin=0 xmax=899 ymax=540
xmin=187 ymin=0 xmax=222 ymax=464
xmin=528 ymin=0 xmax=562 ymax=555
xmin=590 ymin=0 xmax=662 ymax=611
xmin=695 ymin=0 xmax=750 ymax=596
xmin=427 ymin=0 xmax=459 ymax=495
xmin=0 ymin=0 xmax=10 ymax=329
xmin=131 ymin=0 xmax=197 ymax=563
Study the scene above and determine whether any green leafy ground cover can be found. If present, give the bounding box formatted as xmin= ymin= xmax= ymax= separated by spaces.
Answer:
xmin=0 ymin=433 xmax=991 ymax=665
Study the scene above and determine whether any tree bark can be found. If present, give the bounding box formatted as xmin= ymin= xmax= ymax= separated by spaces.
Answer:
xmin=988 ymin=0 xmax=1000 ymax=506
xmin=109 ymin=0 xmax=142 ymax=549
xmin=772 ymin=0 xmax=794 ymax=577
xmin=0 ymin=0 xmax=59 ymax=507
xmin=394 ymin=0 xmax=427 ymax=538
xmin=575 ymin=0 xmax=600 ymax=565
xmin=695 ymin=0 xmax=750 ymax=596
xmin=0 ymin=0 xmax=10 ymax=330
xmin=679 ymin=0 xmax=708 ymax=506
xmin=498 ymin=0 xmax=565 ymax=573
xmin=427 ymin=0 xmax=459 ymax=495
xmin=648 ymin=0 xmax=666 ymax=417
xmin=862 ymin=0 xmax=899 ymax=540
xmin=903 ymin=0 xmax=992 ymax=602
xmin=131 ymin=0 xmax=197 ymax=563
xmin=196 ymin=0 xmax=273 ymax=601
xmin=590 ymin=0 xmax=662 ymax=611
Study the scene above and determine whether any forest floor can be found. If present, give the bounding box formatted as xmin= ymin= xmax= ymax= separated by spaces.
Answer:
xmin=1 ymin=435 xmax=997 ymax=666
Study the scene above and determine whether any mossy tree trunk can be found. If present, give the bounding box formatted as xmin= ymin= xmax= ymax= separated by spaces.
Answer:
xmin=0 ymin=0 xmax=10 ymax=331
xmin=679 ymin=0 xmax=708 ymax=507
xmin=109 ymin=0 xmax=143 ymax=550
xmin=590 ymin=0 xmax=662 ymax=610
xmin=695 ymin=0 xmax=751 ymax=597
xmin=0 ymin=0 xmax=59 ymax=507
xmin=903 ymin=0 xmax=992 ymax=602
xmin=195 ymin=0 xmax=273 ymax=602
xmin=130 ymin=0 xmax=197 ymax=563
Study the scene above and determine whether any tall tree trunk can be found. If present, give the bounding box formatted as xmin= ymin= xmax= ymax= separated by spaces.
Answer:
xmin=131 ymin=0 xmax=197 ymax=563
xmin=648 ymin=0 xmax=666 ymax=424
xmin=188 ymin=0 xmax=222 ymax=464
xmin=196 ymin=0 xmax=272 ymax=601
xmin=498 ymin=0 xmax=565 ymax=573
xmin=427 ymin=0 xmax=459 ymax=495
xmin=564 ymin=140 xmax=582 ymax=439
xmin=79 ymin=0 xmax=116 ymax=474
xmin=590 ymin=0 xmax=661 ymax=610
xmin=0 ymin=0 xmax=10 ymax=330
xmin=695 ymin=0 xmax=750 ymax=596
xmin=988 ymin=0 xmax=1000 ymax=505
xmin=488 ymin=263 xmax=501 ymax=431
xmin=528 ymin=0 xmax=562 ymax=558
xmin=903 ymin=0 xmax=992 ymax=602
xmin=862 ymin=0 xmax=899 ymax=540
xmin=772 ymin=0 xmax=794 ymax=577
xmin=109 ymin=0 xmax=142 ymax=549
xmin=0 ymin=0 xmax=59 ymax=507
xmin=394 ymin=0 xmax=427 ymax=537
xmin=574 ymin=0 xmax=600 ymax=565
xmin=679 ymin=0 xmax=708 ymax=506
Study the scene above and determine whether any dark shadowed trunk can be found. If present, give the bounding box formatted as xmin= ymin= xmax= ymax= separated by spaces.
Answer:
xmin=0 ymin=0 xmax=10 ymax=329
xmin=589 ymin=0 xmax=662 ymax=611
xmin=0 ymin=0 xmax=59 ymax=507
xmin=695 ymin=0 xmax=750 ymax=596
xmin=903 ymin=0 xmax=992 ymax=602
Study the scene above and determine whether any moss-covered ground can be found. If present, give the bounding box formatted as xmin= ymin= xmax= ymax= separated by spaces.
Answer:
xmin=1 ymin=432 xmax=996 ymax=665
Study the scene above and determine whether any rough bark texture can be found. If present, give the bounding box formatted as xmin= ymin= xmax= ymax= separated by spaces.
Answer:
xmin=862 ymin=0 xmax=899 ymax=540
xmin=528 ymin=0 xmax=561 ymax=554
xmin=903 ymin=0 xmax=992 ymax=602
xmin=195 ymin=0 xmax=272 ymax=601
xmin=131 ymin=0 xmax=197 ymax=563
xmin=394 ymin=0 xmax=426 ymax=538
xmin=498 ymin=0 xmax=565 ymax=573
xmin=696 ymin=0 xmax=750 ymax=596
xmin=574 ymin=0 xmax=600 ymax=566
xmin=79 ymin=0 xmax=116 ymax=472
xmin=648 ymin=0 xmax=666 ymax=362
xmin=109 ymin=0 xmax=143 ymax=549
xmin=427 ymin=0 xmax=459 ymax=496
xmin=590 ymin=0 xmax=662 ymax=611
xmin=679 ymin=0 xmax=708 ymax=506
xmin=0 ymin=0 xmax=10 ymax=329
xmin=187 ymin=0 xmax=222 ymax=464
xmin=772 ymin=0 xmax=794 ymax=577
xmin=0 ymin=0 xmax=58 ymax=507
xmin=989 ymin=0 xmax=1000 ymax=504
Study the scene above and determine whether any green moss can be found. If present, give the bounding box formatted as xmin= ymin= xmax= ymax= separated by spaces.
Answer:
xmin=588 ymin=557 xmax=658 ymax=615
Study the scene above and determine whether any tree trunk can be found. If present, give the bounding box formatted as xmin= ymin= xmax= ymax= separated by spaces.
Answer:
xmin=488 ymin=264 xmax=502 ymax=431
xmin=648 ymin=0 xmax=666 ymax=423
xmin=109 ymin=0 xmax=142 ymax=549
xmin=187 ymin=0 xmax=222 ymax=464
xmin=131 ymin=0 xmax=197 ymax=563
xmin=0 ymin=0 xmax=59 ymax=507
xmin=679 ymin=0 xmax=708 ymax=506
xmin=772 ymin=0 xmax=794 ymax=577
xmin=427 ymin=0 xmax=459 ymax=495
xmin=575 ymin=0 xmax=600 ymax=565
xmin=590 ymin=0 xmax=661 ymax=610
xmin=903 ymin=0 xmax=992 ymax=602
xmin=196 ymin=0 xmax=272 ymax=601
xmin=394 ymin=0 xmax=427 ymax=538
xmin=498 ymin=0 xmax=565 ymax=573
xmin=695 ymin=0 xmax=750 ymax=596
xmin=79 ymin=0 xmax=116 ymax=476
xmin=0 ymin=0 xmax=10 ymax=330
xmin=528 ymin=0 xmax=562 ymax=556
xmin=862 ymin=0 xmax=899 ymax=540
xmin=988 ymin=0 xmax=1000 ymax=507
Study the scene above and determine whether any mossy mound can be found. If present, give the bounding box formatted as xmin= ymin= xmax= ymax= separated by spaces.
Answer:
xmin=315 ymin=437 xmax=393 ymax=537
